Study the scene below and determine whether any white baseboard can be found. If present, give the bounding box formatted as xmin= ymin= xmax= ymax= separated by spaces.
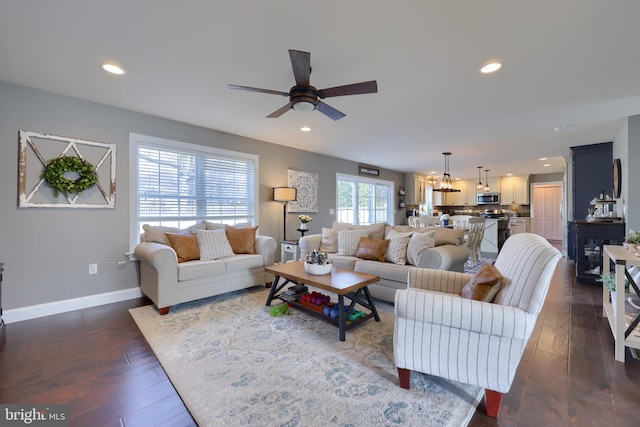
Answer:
xmin=3 ymin=287 xmax=143 ymax=324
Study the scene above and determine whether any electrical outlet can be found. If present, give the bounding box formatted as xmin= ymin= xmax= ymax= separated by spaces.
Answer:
xmin=89 ymin=263 xmax=98 ymax=275
xmin=329 ymin=208 xmax=335 ymax=214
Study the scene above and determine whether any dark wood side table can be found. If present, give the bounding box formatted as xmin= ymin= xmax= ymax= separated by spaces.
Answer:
xmin=0 ymin=263 xmax=5 ymax=349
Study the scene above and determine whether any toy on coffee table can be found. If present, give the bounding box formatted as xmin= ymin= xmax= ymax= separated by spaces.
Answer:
xmin=269 ymin=303 xmax=291 ymax=317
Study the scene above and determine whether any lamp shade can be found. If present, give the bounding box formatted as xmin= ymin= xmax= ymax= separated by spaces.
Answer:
xmin=273 ymin=187 xmax=297 ymax=202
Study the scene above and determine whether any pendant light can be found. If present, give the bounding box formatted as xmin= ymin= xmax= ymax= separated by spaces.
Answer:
xmin=476 ymin=166 xmax=483 ymax=190
xmin=433 ymin=152 xmax=461 ymax=193
xmin=484 ymin=170 xmax=491 ymax=192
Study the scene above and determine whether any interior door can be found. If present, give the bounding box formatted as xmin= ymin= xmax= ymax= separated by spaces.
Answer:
xmin=533 ymin=184 xmax=563 ymax=240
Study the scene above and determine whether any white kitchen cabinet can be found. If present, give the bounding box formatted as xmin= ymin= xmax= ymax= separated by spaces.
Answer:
xmin=480 ymin=218 xmax=499 ymax=255
xmin=509 ymin=218 xmax=530 ymax=235
xmin=435 ymin=180 xmax=475 ymax=206
xmin=405 ymin=173 xmax=426 ymax=205
xmin=499 ymin=175 xmax=529 ymax=204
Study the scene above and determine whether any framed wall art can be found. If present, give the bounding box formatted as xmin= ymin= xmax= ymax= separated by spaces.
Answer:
xmin=287 ymin=169 xmax=318 ymax=213
xmin=18 ymin=131 xmax=117 ymax=208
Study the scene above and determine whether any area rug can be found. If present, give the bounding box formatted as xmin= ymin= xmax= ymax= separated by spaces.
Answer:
xmin=130 ymin=287 xmax=484 ymax=427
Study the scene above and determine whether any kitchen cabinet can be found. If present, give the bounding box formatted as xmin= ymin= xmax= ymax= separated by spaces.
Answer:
xmin=435 ymin=180 xmax=475 ymax=206
xmin=500 ymin=175 xmax=529 ymax=204
xmin=575 ymin=221 xmax=625 ymax=285
xmin=404 ymin=173 xmax=426 ymax=205
xmin=509 ymin=217 xmax=530 ymax=235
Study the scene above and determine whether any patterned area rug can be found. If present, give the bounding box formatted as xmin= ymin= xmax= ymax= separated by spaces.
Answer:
xmin=130 ymin=287 xmax=484 ymax=427
xmin=464 ymin=258 xmax=496 ymax=274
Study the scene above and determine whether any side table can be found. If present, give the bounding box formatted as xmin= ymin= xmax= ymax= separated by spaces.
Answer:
xmin=1 ymin=263 xmax=5 ymax=349
xmin=280 ymin=240 xmax=300 ymax=263
xmin=602 ymin=245 xmax=640 ymax=362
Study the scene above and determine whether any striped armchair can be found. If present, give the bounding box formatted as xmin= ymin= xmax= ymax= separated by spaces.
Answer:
xmin=393 ymin=233 xmax=561 ymax=418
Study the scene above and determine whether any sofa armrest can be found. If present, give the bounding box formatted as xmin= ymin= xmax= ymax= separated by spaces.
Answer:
xmin=416 ymin=244 xmax=470 ymax=272
xmin=299 ymin=234 xmax=322 ymax=259
xmin=408 ymin=267 xmax=473 ymax=294
xmin=255 ymin=235 xmax=277 ymax=266
xmin=134 ymin=241 xmax=180 ymax=308
xmin=395 ymin=288 xmax=536 ymax=340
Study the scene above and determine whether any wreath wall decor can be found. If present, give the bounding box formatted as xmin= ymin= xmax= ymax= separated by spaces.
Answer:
xmin=18 ymin=131 xmax=117 ymax=208
xmin=42 ymin=156 xmax=99 ymax=196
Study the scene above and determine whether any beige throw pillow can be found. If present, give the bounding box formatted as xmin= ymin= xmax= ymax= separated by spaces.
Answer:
xmin=407 ymin=230 xmax=436 ymax=266
xmin=433 ymin=227 xmax=466 ymax=246
xmin=384 ymin=229 xmax=414 ymax=265
xmin=320 ymin=227 xmax=338 ymax=253
xmin=196 ymin=229 xmax=235 ymax=260
xmin=337 ymin=229 xmax=370 ymax=256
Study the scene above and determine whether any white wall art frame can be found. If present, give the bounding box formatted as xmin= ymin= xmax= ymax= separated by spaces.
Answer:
xmin=287 ymin=169 xmax=318 ymax=213
xmin=18 ymin=131 xmax=117 ymax=208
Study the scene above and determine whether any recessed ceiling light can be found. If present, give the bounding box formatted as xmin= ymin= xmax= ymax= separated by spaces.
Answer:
xmin=480 ymin=62 xmax=502 ymax=74
xmin=543 ymin=164 xmax=551 ymax=167
xmin=102 ymin=63 xmax=126 ymax=75
xmin=300 ymin=126 xmax=311 ymax=132
xmin=553 ymin=125 xmax=569 ymax=132
xmin=539 ymin=157 xmax=548 ymax=161
xmin=429 ymin=171 xmax=437 ymax=174
xmin=506 ymin=173 xmax=513 ymax=176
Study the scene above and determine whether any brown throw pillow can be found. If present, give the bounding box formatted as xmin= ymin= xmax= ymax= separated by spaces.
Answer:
xmin=354 ymin=237 xmax=390 ymax=262
xmin=165 ymin=230 xmax=200 ymax=263
xmin=460 ymin=264 xmax=503 ymax=302
xmin=226 ymin=225 xmax=258 ymax=254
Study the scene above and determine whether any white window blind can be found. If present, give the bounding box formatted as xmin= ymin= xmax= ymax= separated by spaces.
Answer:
xmin=130 ymin=133 xmax=258 ymax=247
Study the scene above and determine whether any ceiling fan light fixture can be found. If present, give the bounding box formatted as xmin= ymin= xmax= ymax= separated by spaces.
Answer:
xmin=292 ymin=101 xmax=316 ymax=112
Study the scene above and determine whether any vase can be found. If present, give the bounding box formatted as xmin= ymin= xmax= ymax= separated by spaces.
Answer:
xmin=299 ymin=222 xmax=308 ymax=230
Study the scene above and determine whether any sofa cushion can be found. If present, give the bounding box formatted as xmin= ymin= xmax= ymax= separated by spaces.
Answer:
xmin=407 ymin=230 xmax=437 ymax=266
xmin=355 ymin=237 xmax=390 ymax=262
xmin=225 ymin=254 xmax=265 ymax=273
xmin=178 ymin=259 xmax=226 ymax=281
xmin=327 ymin=254 xmax=358 ymax=270
xmin=165 ymin=230 xmax=201 ymax=263
xmin=354 ymin=260 xmax=410 ymax=283
xmin=226 ymin=225 xmax=258 ymax=254
xmin=432 ymin=227 xmax=466 ymax=246
xmin=196 ymin=229 xmax=235 ymax=260
xmin=384 ymin=229 xmax=413 ymax=265
xmin=460 ymin=263 xmax=503 ymax=302
xmin=143 ymin=222 xmax=205 ymax=245
xmin=320 ymin=227 xmax=338 ymax=253
xmin=337 ymin=228 xmax=370 ymax=256
xmin=203 ymin=221 xmax=228 ymax=231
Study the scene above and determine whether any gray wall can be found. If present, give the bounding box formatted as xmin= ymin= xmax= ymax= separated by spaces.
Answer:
xmin=613 ymin=115 xmax=640 ymax=231
xmin=0 ymin=81 xmax=404 ymax=310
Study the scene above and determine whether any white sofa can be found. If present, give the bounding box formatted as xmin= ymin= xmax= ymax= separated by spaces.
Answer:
xmin=134 ymin=223 xmax=277 ymax=314
xmin=299 ymin=222 xmax=470 ymax=303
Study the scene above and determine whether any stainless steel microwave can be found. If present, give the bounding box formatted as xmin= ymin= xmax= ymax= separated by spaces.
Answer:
xmin=477 ymin=192 xmax=500 ymax=205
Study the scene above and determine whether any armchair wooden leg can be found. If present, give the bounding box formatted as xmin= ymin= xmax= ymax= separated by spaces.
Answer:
xmin=158 ymin=306 xmax=170 ymax=315
xmin=398 ymin=368 xmax=411 ymax=389
xmin=485 ymin=389 xmax=503 ymax=418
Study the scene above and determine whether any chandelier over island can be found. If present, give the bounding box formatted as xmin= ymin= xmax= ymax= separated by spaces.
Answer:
xmin=432 ymin=152 xmax=461 ymax=193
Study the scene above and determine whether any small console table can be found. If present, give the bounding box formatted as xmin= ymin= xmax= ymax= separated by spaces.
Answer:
xmin=602 ymin=245 xmax=640 ymax=362
xmin=280 ymin=240 xmax=300 ymax=263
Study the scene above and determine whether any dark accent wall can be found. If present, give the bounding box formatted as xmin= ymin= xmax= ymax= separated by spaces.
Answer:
xmin=570 ymin=142 xmax=613 ymax=221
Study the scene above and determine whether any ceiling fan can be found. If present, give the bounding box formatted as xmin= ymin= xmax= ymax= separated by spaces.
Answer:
xmin=228 ymin=49 xmax=377 ymax=121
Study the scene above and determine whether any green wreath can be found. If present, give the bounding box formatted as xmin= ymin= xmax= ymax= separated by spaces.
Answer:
xmin=41 ymin=156 xmax=99 ymax=196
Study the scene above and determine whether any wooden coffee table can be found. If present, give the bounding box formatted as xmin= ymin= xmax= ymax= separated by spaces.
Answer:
xmin=265 ymin=261 xmax=381 ymax=341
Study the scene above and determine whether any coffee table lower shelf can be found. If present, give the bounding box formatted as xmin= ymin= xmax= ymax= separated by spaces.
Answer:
xmin=277 ymin=293 xmax=377 ymax=332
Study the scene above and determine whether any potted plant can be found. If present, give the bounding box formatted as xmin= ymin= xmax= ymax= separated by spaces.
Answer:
xmin=298 ymin=214 xmax=312 ymax=230
xmin=623 ymin=229 xmax=640 ymax=253
xmin=598 ymin=272 xmax=630 ymax=315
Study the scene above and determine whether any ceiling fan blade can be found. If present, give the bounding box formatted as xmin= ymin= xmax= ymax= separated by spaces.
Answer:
xmin=228 ymin=84 xmax=289 ymax=96
xmin=316 ymin=101 xmax=346 ymax=121
xmin=318 ymin=80 xmax=378 ymax=99
xmin=266 ymin=103 xmax=293 ymax=118
xmin=289 ymin=50 xmax=311 ymax=87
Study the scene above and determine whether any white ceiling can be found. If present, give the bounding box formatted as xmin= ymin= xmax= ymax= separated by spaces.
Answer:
xmin=2 ymin=1 xmax=640 ymax=180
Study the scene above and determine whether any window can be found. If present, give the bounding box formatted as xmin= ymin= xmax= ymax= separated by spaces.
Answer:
xmin=129 ymin=133 xmax=258 ymax=248
xmin=336 ymin=173 xmax=394 ymax=225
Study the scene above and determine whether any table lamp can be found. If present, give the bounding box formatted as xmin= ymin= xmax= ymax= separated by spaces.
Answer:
xmin=273 ymin=187 xmax=297 ymax=241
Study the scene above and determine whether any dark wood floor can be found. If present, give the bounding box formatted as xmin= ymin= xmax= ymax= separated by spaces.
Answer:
xmin=1 ymin=254 xmax=639 ymax=426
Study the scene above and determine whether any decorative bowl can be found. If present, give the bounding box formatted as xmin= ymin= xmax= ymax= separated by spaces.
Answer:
xmin=304 ymin=261 xmax=333 ymax=275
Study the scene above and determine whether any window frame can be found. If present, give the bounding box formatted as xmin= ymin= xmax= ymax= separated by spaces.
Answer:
xmin=335 ymin=173 xmax=395 ymax=225
xmin=129 ymin=133 xmax=259 ymax=250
